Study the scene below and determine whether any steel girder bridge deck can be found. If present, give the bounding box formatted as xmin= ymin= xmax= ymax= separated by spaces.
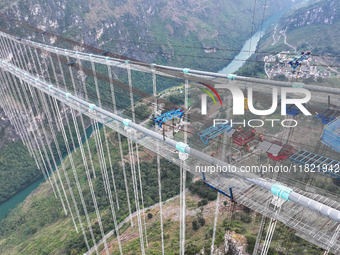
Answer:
xmin=1 ymin=59 xmax=340 ymax=253
xmin=1 ymin=31 xmax=340 ymax=253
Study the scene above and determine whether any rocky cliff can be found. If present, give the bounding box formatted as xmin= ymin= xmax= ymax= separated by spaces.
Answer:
xmin=283 ymin=0 xmax=339 ymax=29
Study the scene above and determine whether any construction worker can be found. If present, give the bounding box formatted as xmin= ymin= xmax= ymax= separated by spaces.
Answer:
xmin=259 ymin=134 xmax=264 ymax=142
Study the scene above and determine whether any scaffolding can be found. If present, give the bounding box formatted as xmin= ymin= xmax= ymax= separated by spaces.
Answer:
xmin=232 ymin=127 xmax=257 ymax=146
xmin=316 ymin=109 xmax=340 ymax=125
xmin=198 ymin=122 xmax=233 ymax=144
xmin=321 ymin=118 xmax=340 ymax=152
xmin=290 ymin=150 xmax=340 ymax=180
xmin=286 ymin=104 xmax=305 ymax=116
xmin=153 ymin=108 xmax=184 ymax=128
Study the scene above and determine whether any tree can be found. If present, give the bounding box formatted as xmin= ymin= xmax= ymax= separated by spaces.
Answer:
xmin=243 ymin=207 xmax=251 ymax=214
xmin=268 ymin=247 xmax=278 ymax=255
xmin=185 ymin=244 xmax=200 ymax=255
xmin=168 ymin=94 xmax=184 ymax=105
xmin=189 ymin=180 xmax=217 ymax=200
xmin=198 ymin=217 xmax=205 ymax=226
xmin=209 ymin=228 xmax=214 ymax=237
xmin=70 ymin=249 xmax=78 ymax=255
xmin=192 ymin=220 xmax=199 ymax=231
xmin=273 ymin=74 xmax=288 ymax=81
xmin=198 ymin=199 xmax=208 ymax=207
xmin=317 ymin=77 xmax=324 ymax=83
xmin=147 ymin=213 xmax=153 ymax=219
xmin=246 ymin=235 xmax=256 ymax=253
xmin=134 ymin=104 xmax=151 ymax=120
xmin=303 ymin=76 xmax=315 ymax=84
xmin=236 ymin=61 xmax=265 ymax=77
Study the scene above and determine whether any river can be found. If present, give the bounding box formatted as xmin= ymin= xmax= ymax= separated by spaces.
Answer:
xmin=218 ymin=8 xmax=288 ymax=74
xmin=0 ymin=124 xmax=96 ymax=221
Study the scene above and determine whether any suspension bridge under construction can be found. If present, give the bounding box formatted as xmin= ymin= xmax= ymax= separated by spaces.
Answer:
xmin=0 ymin=26 xmax=340 ymax=255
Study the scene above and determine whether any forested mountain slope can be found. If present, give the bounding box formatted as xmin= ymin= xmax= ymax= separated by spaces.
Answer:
xmin=0 ymin=129 xmax=188 ymax=254
xmin=0 ymin=0 xmax=295 ymax=71
xmin=261 ymin=0 xmax=340 ymax=55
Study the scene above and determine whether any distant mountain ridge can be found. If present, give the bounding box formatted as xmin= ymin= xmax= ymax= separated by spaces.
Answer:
xmin=0 ymin=0 xmax=295 ymax=71
xmin=260 ymin=0 xmax=340 ymax=56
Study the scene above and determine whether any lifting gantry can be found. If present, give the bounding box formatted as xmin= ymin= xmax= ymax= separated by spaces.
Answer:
xmin=153 ymin=108 xmax=184 ymax=128
xmin=288 ymin=51 xmax=311 ymax=69
xmin=197 ymin=122 xmax=233 ymax=145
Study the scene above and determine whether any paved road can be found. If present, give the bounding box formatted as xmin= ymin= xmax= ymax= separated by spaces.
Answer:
xmin=281 ymin=29 xmax=296 ymax=51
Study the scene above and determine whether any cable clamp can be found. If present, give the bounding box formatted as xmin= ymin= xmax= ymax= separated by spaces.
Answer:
xmin=123 ymin=119 xmax=134 ymax=133
xmin=227 ymin=74 xmax=236 ymax=80
xmin=183 ymin=68 xmax=190 ymax=74
xmin=46 ymin=84 xmax=53 ymax=94
xmin=271 ymin=183 xmax=292 ymax=201
xmin=292 ymin=82 xmax=304 ymax=88
xmin=88 ymin=104 xmax=96 ymax=114
xmin=65 ymin=93 xmax=73 ymax=102
xmin=176 ymin=142 xmax=188 ymax=153
xmin=176 ymin=142 xmax=189 ymax=160
xmin=123 ymin=119 xmax=132 ymax=127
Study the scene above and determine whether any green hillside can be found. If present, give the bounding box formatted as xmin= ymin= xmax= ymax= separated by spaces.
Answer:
xmin=0 ymin=141 xmax=42 ymax=204
xmin=0 ymin=127 xmax=189 ymax=254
